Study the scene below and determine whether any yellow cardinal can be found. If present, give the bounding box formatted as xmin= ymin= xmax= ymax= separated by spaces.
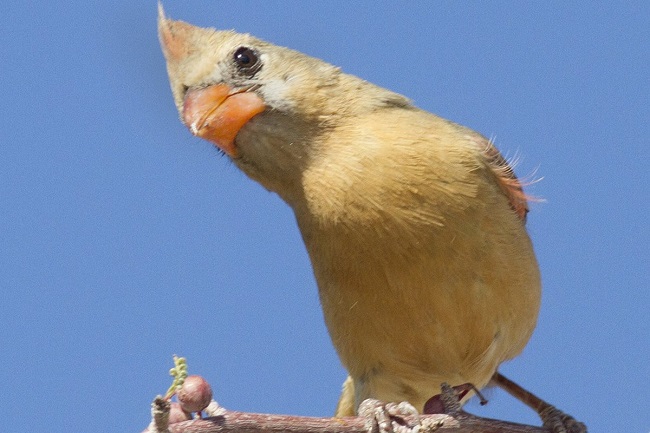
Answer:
xmin=158 ymin=6 xmax=584 ymax=433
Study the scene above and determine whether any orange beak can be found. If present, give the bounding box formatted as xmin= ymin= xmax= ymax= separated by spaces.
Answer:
xmin=182 ymin=84 xmax=266 ymax=157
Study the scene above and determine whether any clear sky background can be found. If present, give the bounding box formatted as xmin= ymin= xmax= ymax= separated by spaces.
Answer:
xmin=1 ymin=2 xmax=648 ymax=432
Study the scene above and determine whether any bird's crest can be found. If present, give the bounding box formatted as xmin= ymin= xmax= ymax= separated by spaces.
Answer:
xmin=157 ymin=3 xmax=196 ymax=63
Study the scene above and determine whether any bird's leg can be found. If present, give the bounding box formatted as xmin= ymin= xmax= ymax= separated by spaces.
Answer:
xmin=359 ymin=382 xmax=482 ymax=433
xmin=491 ymin=371 xmax=587 ymax=433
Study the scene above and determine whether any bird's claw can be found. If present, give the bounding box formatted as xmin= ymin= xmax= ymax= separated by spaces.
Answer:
xmin=359 ymin=398 xmax=434 ymax=433
xmin=539 ymin=405 xmax=587 ymax=433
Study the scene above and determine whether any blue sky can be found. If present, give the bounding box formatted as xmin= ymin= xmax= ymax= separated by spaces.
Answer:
xmin=1 ymin=2 xmax=648 ymax=432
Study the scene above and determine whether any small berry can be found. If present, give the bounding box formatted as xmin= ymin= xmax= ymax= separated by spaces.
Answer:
xmin=177 ymin=375 xmax=213 ymax=413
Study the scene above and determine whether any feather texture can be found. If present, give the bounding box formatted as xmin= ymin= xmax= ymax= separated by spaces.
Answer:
xmin=159 ymin=8 xmax=541 ymax=415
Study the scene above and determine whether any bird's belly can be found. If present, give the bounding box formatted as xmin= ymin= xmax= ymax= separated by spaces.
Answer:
xmin=315 ymin=235 xmax=541 ymax=409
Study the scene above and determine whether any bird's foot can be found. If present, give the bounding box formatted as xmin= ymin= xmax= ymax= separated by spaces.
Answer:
xmin=359 ymin=399 xmax=441 ymax=433
xmin=423 ymin=382 xmax=487 ymax=415
xmin=539 ymin=405 xmax=587 ymax=433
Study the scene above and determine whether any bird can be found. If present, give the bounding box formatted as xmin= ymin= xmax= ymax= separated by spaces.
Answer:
xmin=157 ymin=6 xmax=585 ymax=433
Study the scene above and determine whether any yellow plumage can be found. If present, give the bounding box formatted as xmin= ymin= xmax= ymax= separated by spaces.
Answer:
xmin=158 ymin=7 xmax=542 ymax=418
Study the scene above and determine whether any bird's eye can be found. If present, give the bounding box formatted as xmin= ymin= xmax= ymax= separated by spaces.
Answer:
xmin=233 ymin=47 xmax=261 ymax=75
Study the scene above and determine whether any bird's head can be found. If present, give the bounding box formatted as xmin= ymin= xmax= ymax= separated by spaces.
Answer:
xmin=158 ymin=6 xmax=410 ymax=202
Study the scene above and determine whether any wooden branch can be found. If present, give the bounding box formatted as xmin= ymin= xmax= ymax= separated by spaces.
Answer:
xmin=161 ymin=408 xmax=549 ymax=433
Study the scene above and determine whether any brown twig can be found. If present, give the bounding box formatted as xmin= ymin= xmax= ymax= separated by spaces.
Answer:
xmin=155 ymin=406 xmax=549 ymax=433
